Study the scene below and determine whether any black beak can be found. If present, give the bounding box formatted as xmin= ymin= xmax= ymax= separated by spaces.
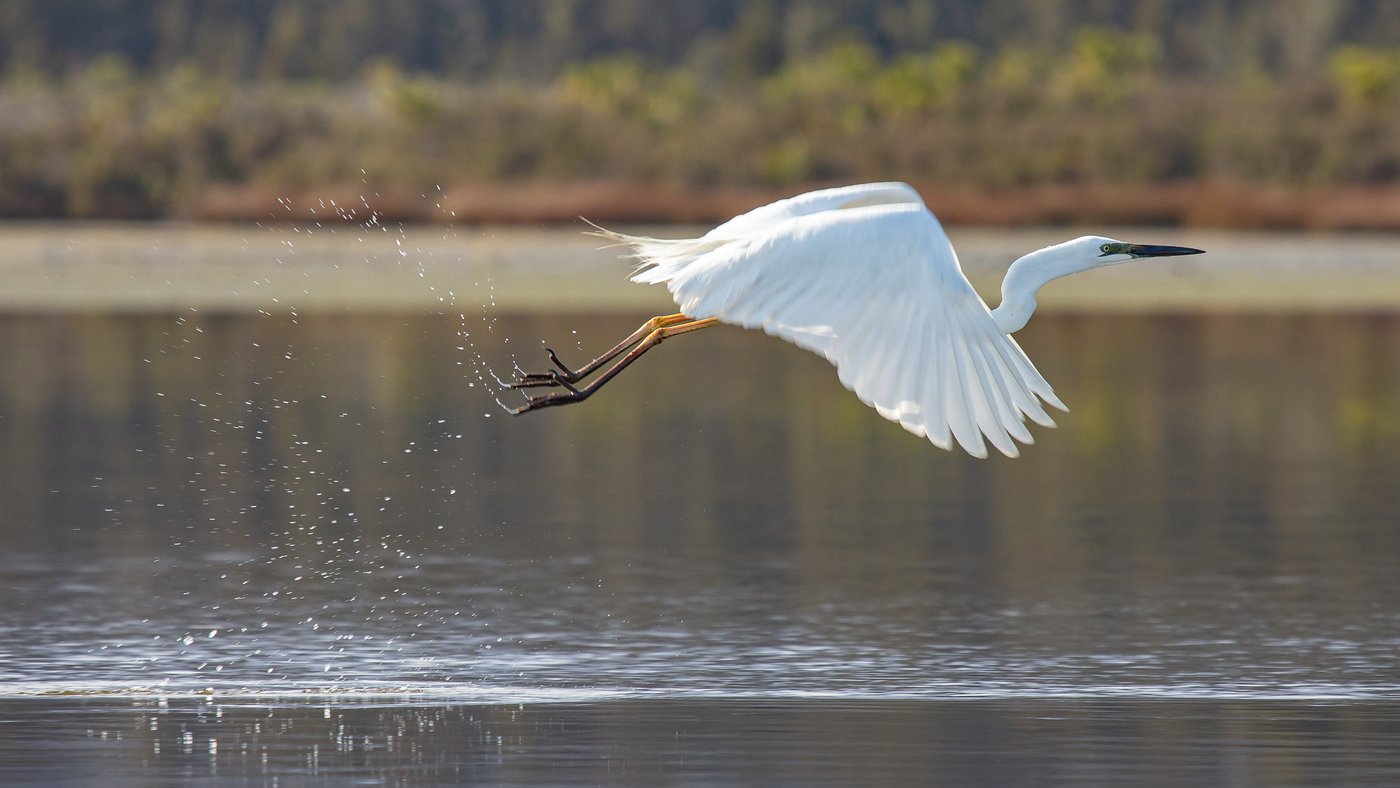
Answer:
xmin=1127 ymin=243 xmax=1205 ymax=258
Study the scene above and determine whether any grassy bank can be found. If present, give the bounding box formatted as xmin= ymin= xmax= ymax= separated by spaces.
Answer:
xmin=3 ymin=32 xmax=1399 ymax=229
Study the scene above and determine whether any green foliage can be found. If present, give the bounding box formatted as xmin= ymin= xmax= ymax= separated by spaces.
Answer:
xmin=558 ymin=56 xmax=648 ymax=110
xmin=557 ymin=56 xmax=698 ymax=127
xmin=764 ymin=42 xmax=881 ymax=104
xmin=1331 ymin=46 xmax=1400 ymax=105
xmin=6 ymin=0 xmax=1398 ymax=83
xmin=871 ymin=43 xmax=978 ymax=114
xmin=368 ymin=60 xmax=446 ymax=124
xmin=1056 ymin=27 xmax=1162 ymax=102
xmin=1 ymin=3 xmax=1400 ymax=217
xmin=763 ymin=137 xmax=812 ymax=185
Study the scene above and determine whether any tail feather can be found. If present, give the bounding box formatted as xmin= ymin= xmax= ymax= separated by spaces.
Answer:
xmin=584 ymin=220 xmax=729 ymax=284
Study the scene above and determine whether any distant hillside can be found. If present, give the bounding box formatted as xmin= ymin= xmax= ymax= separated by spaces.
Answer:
xmin=1 ymin=1 xmax=1398 ymax=225
xmin=4 ymin=1 xmax=1399 ymax=82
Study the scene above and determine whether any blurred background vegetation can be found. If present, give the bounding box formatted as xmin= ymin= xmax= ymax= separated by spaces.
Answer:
xmin=2 ymin=0 xmax=1399 ymax=225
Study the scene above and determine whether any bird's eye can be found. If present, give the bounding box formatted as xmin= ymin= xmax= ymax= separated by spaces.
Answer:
xmin=1100 ymin=243 xmax=1112 ymax=253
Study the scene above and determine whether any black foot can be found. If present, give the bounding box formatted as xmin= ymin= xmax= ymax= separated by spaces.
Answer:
xmin=545 ymin=347 xmax=582 ymax=379
xmin=507 ymin=369 xmax=577 ymax=390
xmin=508 ymin=346 xmax=594 ymax=390
xmin=511 ymin=387 xmax=590 ymax=414
xmin=508 ymin=346 xmax=589 ymax=390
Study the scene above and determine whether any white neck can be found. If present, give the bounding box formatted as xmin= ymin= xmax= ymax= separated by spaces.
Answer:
xmin=990 ymin=247 xmax=1094 ymax=334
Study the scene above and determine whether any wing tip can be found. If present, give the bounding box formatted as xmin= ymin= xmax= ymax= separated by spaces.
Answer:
xmin=1044 ymin=391 xmax=1070 ymax=413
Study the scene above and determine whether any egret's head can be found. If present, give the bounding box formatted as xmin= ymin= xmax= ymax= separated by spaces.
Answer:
xmin=996 ymin=235 xmax=1205 ymax=334
xmin=1072 ymin=235 xmax=1205 ymax=268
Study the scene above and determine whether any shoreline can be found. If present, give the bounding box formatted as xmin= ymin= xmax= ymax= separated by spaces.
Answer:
xmin=180 ymin=181 xmax=1400 ymax=232
xmin=12 ymin=181 xmax=1400 ymax=233
xmin=2 ymin=222 xmax=1398 ymax=313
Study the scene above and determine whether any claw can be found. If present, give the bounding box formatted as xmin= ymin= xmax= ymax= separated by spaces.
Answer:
xmin=510 ymin=388 xmax=588 ymax=415
xmin=545 ymin=347 xmax=581 ymax=381
xmin=509 ymin=346 xmax=587 ymax=390
xmin=508 ymin=371 xmax=563 ymax=389
xmin=508 ymin=314 xmax=716 ymax=417
xmin=507 ymin=368 xmax=584 ymax=391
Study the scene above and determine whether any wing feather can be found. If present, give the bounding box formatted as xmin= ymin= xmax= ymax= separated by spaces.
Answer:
xmin=979 ymin=321 xmax=1056 ymax=430
xmin=866 ymin=284 xmax=918 ymax=422
xmin=706 ymin=182 xmax=925 ymax=239
xmin=611 ymin=187 xmax=1064 ymax=457
xmin=918 ymin=319 xmax=953 ymax=449
xmin=939 ymin=305 xmax=986 ymax=457
xmin=950 ymin=307 xmax=1000 ymax=456
xmin=960 ymin=306 xmax=1032 ymax=450
xmin=884 ymin=286 xmax=926 ymax=426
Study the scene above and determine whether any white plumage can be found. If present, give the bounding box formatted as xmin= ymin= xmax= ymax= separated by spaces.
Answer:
xmin=512 ymin=182 xmax=1203 ymax=458
xmin=610 ymin=182 xmax=1062 ymax=458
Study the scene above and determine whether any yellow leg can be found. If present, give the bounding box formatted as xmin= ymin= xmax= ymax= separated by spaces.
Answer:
xmin=511 ymin=317 xmax=721 ymax=413
xmin=651 ymin=317 xmax=720 ymax=338
xmin=512 ymin=313 xmax=693 ymax=388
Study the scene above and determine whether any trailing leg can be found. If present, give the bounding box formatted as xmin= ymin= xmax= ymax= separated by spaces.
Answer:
xmin=509 ymin=313 xmax=689 ymax=388
xmin=511 ymin=318 xmax=720 ymax=413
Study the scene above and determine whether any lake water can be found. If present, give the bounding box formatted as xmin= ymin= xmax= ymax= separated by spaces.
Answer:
xmin=2 ymin=228 xmax=1400 ymax=784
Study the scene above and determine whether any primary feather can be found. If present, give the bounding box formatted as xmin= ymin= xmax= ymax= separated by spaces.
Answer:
xmin=595 ymin=182 xmax=1066 ymax=458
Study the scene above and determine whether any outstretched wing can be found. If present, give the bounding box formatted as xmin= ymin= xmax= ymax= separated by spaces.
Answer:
xmin=704 ymin=182 xmax=926 ymax=238
xmin=611 ymin=191 xmax=1066 ymax=458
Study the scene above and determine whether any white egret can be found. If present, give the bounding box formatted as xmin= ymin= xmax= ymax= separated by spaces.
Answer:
xmin=509 ymin=182 xmax=1203 ymax=457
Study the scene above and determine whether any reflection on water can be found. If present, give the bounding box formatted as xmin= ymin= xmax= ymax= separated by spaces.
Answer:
xmin=2 ymin=698 xmax=1398 ymax=786
xmin=2 ymin=311 xmax=1400 ymax=782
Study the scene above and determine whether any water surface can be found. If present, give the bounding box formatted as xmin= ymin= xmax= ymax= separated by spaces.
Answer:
xmin=2 ymin=279 xmax=1400 ymax=782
